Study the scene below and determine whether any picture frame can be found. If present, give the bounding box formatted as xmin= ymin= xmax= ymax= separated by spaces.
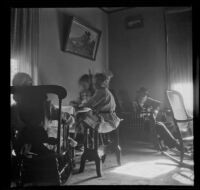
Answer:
xmin=64 ymin=17 xmax=102 ymax=61
xmin=125 ymin=15 xmax=144 ymax=29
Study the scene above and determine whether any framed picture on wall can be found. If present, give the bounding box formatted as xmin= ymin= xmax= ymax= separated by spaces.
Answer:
xmin=64 ymin=17 xmax=102 ymax=61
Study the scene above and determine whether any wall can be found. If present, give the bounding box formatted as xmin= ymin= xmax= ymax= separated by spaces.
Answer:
xmin=38 ymin=8 xmax=108 ymax=105
xmin=109 ymin=7 xmax=167 ymax=106
xmin=38 ymin=7 xmax=167 ymax=106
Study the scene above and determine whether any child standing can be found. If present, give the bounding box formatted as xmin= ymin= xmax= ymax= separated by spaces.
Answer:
xmin=70 ymin=74 xmax=95 ymax=108
xmin=70 ymin=74 xmax=95 ymax=150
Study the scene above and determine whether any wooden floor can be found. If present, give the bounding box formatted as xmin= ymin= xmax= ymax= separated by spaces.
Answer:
xmin=66 ymin=141 xmax=194 ymax=185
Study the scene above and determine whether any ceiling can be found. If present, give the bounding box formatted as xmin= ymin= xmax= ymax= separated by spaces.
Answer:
xmin=100 ymin=7 xmax=130 ymax=14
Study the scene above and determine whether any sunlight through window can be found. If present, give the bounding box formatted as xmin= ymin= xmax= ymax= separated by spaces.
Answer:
xmin=10 ymin=59 xmax=19 ymax=105
xmin=171 ymin=82 xmax=193 ymax=115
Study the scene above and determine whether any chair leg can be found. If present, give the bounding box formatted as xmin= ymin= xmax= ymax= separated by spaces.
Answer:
xmin=102 ymin=154 xmax=106 ymax=163
xmin=150 ymin=126 xmax=160 ymax=151
xmin=95 ymin=154 xmax=102 ymax=177
xmin=179 ymin=140 xmax=184 ymax=164
xmin=79 ymin=152 xmax=87 ymax=173
xmin=94 ymin=130 xmax=102 ymax=177
xmin=175 ymin=128 xmax=184 ymax=164
xmin=17 ymin=157 xmax=24 ymax=187
xmin=115 ymin=145 xmax=121 ymax=166
xmin=79 ymin=125 xmax=89 ymax=173
xmin=114 ymin=128 xmax=121 ymax=166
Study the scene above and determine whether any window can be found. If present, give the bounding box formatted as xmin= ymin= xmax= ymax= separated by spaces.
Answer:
xmin=171 ymin=82 xmax=193 ymax=115
xmin=165 ymin=9 xmax=193 ymax=115
xmin=10 ymin=59 xmax=19 ymax=105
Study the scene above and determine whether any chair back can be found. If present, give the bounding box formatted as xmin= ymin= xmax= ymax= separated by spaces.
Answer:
xmin=166 ymin=90 xmax=193 ymax=138
xmin=166 ymin=90 xmax=189 ymax=121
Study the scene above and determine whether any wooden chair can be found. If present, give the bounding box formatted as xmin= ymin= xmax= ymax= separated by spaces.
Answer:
xmin=11 ymin=85 xmax=72 ymax=186
xmin=164 ymin=90 xmax=193 ymax=165
xmin=78 ymin=111 xmax=122 ymax=177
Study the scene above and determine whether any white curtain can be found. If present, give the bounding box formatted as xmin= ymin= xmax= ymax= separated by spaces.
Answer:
xmin=165 ymin=8 xmax=193 ymax=115
xmin=11 ymin=8 xmax=39 ymax=85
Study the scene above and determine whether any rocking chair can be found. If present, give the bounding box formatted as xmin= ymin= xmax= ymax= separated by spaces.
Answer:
xmin=161 ymin=90 xmax=194 ymax=166
xmin=11 ymin=85 xmax=73 ymax=186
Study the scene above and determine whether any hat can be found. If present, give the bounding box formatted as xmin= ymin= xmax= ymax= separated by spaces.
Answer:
xmin=136 ymin=87 xmax=149 ymax=96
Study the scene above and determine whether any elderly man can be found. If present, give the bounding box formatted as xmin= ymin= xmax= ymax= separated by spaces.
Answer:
xmin=132 ymin=87 xmax=181 ymax=151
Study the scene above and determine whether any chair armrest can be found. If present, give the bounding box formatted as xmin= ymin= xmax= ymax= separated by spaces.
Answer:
xmin=183 ymin=136 xmax=193 ymax=141
xmin=176 ymin=118 xmax=193 ymax=123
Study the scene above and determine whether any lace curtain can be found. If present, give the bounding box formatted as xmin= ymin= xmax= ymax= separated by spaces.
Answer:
xmin=11 ymin=8 xmax=39 ymax=85
xmin=165 ymin=8 xmax=193 ymax=115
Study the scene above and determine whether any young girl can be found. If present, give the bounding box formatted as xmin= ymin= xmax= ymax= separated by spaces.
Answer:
xmin=69 ymin=74 xmax=95 ymax=150
xmin=70 ymin=74 xmax=95 ymax=108
xmin=81 ymin=73 xmax=121 ymax=133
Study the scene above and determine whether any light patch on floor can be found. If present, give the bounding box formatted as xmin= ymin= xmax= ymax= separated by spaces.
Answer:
xmin=67 ymin=142 xmax=194 ymax=185
xmin=110 ymin=159 xmax=177 ymax=179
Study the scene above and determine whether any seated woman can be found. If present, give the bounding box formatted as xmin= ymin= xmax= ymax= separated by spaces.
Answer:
xmin=132 ymin=87 xmax=181 ymax=151
xmin=80 ymin=73 xmax=121 ymax=134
